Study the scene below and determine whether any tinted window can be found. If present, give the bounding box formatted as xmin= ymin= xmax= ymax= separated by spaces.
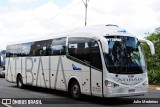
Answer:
xmin=6 ymin=38 xmax=66 ymax=57
xmin=30 ymin=39 xmax=52 ymax=56
xmin=68 ymin=38 xmax=102 ymax=70
xmin=17 ymin=42 xmax=33 ymax=56
xmin=6 ymin=44 xmax=18 ymax=57
xmin=68 ymin=37 xmax=91 ymax=64
xmin=50 ymin=37 xmax=66 ymax=55
xmin=104 ymin=36 xmax=146 ymax=74
xmin=90 ymin=40 xmax=102 ymax=71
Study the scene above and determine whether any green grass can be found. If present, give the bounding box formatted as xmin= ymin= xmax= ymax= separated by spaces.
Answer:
xmin=148 ymin=70 xmax=160 ymax=86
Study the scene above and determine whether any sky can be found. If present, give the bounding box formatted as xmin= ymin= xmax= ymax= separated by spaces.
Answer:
xmin=0 ymin=0 xmax=159 ymax=49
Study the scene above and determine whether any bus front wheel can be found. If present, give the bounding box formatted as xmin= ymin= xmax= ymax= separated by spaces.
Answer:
xmin=70 ymin=81 xmax=81 ymax=99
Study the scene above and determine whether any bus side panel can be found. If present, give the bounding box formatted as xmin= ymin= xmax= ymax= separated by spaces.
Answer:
xmin=50 ymin=56 xmax=61 ymax=89
xmin=23 ymin=57 xmax=33 ymax=85
xmin=81 ymin=70 xmax=90 ymax=95
xmin=21 ymin=57 xmax=26 ymax=85
xmin=12 ymin=58 xmax=17 ymax=82
xmin=40 ymin=56 xmax=50 ymax=88
xmin=6 ymin=57 xmax=20 ymax=83
xmin=32 ymin=57 xmax=40 ymax=87
xmin=91 ymin=68 xmax=102 ymax=96
xmin=50 ymin=68 xmax=55 ymax=89
xmin=64 ymin=55 xmax=91 ymax=95
xmin=60 ymin=56 xmax=82 ymax=91
xmin=16 ymin=57 xmax=22 ymax=79
xmin=6 ymin=58 xmax=13 ymax=82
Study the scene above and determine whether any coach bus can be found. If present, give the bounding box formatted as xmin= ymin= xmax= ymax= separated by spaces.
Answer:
xmin=5 ymin=25 xmax=155 ymax=98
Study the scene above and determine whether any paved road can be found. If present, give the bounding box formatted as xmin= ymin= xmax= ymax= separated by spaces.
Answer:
xmin=0 ymin=78 xmax=160 ymax=107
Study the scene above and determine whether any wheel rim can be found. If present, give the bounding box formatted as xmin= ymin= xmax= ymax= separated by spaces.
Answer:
xmin=72 ymin=84 xmax=79 ymax=96
xmin=18 ymin=77 xmax=22 ymax=87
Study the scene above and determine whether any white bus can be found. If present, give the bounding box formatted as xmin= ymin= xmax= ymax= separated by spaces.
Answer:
xmin=6 ymin=25 xmax=155 ymax=98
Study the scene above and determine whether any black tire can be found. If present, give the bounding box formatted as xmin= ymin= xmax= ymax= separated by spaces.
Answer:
xmin=70 ymin=81 xmax=81 ymax=99
xmin=17 ymin=75 xmax=24 ymax=89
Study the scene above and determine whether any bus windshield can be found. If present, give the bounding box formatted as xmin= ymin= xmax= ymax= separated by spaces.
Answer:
xmin=104 ymin=36 xmax=146 ymax=74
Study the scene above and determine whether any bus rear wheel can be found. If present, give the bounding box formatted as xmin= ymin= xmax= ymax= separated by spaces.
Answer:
xmin=70 ymin=81 xmax=81 ymax=99
xmin=17 ymin=75 xmax=24 ymax=89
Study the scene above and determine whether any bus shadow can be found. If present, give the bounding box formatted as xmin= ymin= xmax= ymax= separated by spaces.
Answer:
xmin=10 ymin=85 xmax=133 ymax=106
xmin=10 ymin=85 xmax=69 ymax=97
xmin=78 ymin=96 xmax=133 ymax=105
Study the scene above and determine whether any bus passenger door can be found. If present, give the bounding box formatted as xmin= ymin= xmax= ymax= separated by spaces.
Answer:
xmin=90 ymin=40 xmax=103 ymax=97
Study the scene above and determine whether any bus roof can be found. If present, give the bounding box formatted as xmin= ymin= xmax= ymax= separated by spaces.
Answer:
xmin=71 ymin=24 xmax=135 ymax=37
xmin=7 ymin=24 xmax=136 ymax=45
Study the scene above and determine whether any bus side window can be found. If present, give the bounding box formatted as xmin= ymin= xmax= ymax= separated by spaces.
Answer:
xmin=45 ymin=46 xmax=52 ymax=55
xmin=16 ymin=42 xmax=33 ymax=57
xmin=68 ymin=37 xmax=90 ymax=64
xmin=90 ymin=40 xmax=102 ymax=71
xmin=30 ymin=40 xmax=52 ymax=56
xmin=6 ymin=45 xmax=18 ymax=57
xmin=50 ymin=37 xmax=66 ymax=55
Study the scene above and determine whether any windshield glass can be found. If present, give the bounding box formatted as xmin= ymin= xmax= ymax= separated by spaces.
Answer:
xmin=104 ymin=36 xmax=146 ymax=74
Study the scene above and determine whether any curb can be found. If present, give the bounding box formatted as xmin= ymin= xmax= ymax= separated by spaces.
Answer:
xmin=156 ymin=88 xmax=160 ymax=90
xmin=149 ymin=85 xmax=160 ymax=90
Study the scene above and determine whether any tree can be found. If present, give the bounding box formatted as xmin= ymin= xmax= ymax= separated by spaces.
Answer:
xmin=142 ymin=27 xmax=160 ymax=85
xmin=155 ymin=27 xmax=160 ymax=34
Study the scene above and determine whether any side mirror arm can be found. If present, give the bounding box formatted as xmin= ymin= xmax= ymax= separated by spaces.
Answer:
xmin=138 ymin=38 xmax=155 ymax=55
xmin=99 ymin=37 xmax=109 ymax=54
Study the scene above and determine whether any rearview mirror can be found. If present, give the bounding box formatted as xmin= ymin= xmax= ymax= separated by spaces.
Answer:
xmin=100 ymin=37 xmax=109 ymax=54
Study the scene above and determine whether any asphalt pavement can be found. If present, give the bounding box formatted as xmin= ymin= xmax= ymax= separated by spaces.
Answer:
xmin=0 ymin=78 xmax=160 ymax=107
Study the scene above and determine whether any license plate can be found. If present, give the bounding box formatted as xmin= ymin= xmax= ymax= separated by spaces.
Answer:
xmin=128 ymin=89 xmax=135 ymax=93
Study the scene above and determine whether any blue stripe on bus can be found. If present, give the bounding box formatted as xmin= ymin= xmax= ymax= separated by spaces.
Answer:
xmin=72 ymin=64 xmax=81 ymax=70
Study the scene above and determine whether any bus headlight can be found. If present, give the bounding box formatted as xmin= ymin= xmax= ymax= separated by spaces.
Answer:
xmin=105 ymin=80 xmax=119 ymax=87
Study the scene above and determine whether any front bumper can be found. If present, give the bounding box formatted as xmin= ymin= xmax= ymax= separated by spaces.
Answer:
xmin=103 ymin=86 xmax=148 ymax=97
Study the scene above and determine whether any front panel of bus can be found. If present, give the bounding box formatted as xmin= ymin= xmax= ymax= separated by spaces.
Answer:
xmin=103 ymin=36 xmax=148 ymax=97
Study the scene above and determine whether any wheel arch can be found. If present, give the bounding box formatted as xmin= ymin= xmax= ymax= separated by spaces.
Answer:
xmin=68 ymin=76 xmax=81 ymax=93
